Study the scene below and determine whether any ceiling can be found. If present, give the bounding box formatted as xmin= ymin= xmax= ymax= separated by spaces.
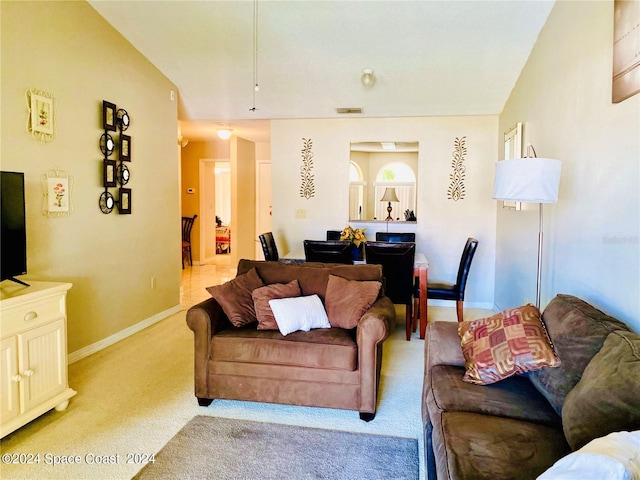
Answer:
xmin=88 ymin=0 xmax=555 ymax=144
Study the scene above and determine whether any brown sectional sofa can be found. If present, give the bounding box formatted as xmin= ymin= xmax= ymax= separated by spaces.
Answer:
xmin=422 ymin=294 xmax=639 ymax=479
xmin=186 ymin=259 xmax=396 ymax=420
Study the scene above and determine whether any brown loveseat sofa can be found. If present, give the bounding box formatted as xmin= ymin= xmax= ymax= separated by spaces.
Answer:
xmin=422 ymin=294 xmax=639 ymax=479
xmin=186 ymin=259 xmax=396 ymax=420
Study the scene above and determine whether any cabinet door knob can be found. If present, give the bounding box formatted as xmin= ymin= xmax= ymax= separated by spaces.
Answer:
xmin=24 ymin=311 xmax=38 ymax=321
xmin=12 ymin=375 xmax=22 ymax=383
xmin=23 ymin=369 xmax=34 ymax=377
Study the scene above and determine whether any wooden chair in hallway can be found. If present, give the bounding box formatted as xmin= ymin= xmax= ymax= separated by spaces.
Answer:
xmin=182 ymin=215 xmax=197 ymax=268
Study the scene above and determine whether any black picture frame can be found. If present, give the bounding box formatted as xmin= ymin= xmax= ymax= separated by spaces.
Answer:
xmin=118 ymin=188 xmax=132 ymax=214
xmin=103 ymin=159 xmax=116 ymax=187
xmin=102 ymin=101 xmax=117 ymax=131
xmin=120 ymin=134 xmax=131 ymax=162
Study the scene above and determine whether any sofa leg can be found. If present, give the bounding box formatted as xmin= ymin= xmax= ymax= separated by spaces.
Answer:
xmin=359 ymin=412 xmax=375 ymax=422
xmin=197 ymin=397 xmax=213 ymax=407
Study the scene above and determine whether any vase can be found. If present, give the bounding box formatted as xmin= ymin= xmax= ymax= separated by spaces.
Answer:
xmin=352 ymin=244 xmax=364 ymax=262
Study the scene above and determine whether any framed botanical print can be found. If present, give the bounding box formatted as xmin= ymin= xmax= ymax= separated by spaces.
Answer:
xmin=27 ymin=88 xmax=55 ymax=143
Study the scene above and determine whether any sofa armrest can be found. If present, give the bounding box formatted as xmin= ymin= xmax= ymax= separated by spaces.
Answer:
xmin=186 ymin=297 xmax=229 ymax=399
xmin=422 ymin=321 xmax=466 ymax=424
xmin=357 ymin=295 xmax=396 ymax=413
xmin=425 ymin=321 xmax=465 ymax=370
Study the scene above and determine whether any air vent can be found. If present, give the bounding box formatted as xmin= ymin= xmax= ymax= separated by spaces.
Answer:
xmin=336 ymin=107 xmax=363 ymax=114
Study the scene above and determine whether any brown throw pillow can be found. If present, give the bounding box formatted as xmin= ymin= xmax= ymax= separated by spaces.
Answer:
xmin=252 ymin=280 xmax=302 ymax=330
xmin=206 ymin=267 xmax=264 ymax=327
xmin=324 ymin=274 xmax=381 ymax=329
xmin=562 ymin=330 xmax=640 ymax=450
xmin=458 ymin=304 xmax=561 ymax=385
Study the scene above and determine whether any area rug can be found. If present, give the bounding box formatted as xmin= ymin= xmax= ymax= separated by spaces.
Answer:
xmin=133 ymin=415 xmax=419 ymax=479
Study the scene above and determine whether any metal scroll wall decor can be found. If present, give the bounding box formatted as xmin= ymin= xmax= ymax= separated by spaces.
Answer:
xmin=447 ymin=136 xmax=467 ymax=202
xmin=99 ymin=100 xmax=132 ymax=214
xmin=299 ymin=138 xmax=315 ymax=199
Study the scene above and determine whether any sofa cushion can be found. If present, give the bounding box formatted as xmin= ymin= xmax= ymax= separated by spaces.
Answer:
xmin=211 ymin=327 xmax=357 ymax=371
xmin=458 ymin=304 xmax=560 ymax=385
xmin=527 ymin=295 xmax=630 ymax=415
xmin=427 ymin=364 xmax=561 ymax=427
xmin=236 ymin=259 xmax=383 ymax=301
xmin=325 ymin=274 xmax=381 ymax=329
xmin=561 ymin=330 xmax=640 ymax=450
xmin=206 ymin=267 xmax=265 ymax=327
xmin=252 ymin=280 xmax=302 ymax=330
xmin=431 ymin=411 xmax=570 ymax=480
xmin=269 ymin=294 xmax=331 ymax=336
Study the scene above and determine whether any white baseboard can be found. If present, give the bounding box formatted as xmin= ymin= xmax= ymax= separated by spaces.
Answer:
xmin=67 ymin=304 xmax=182 ymax=364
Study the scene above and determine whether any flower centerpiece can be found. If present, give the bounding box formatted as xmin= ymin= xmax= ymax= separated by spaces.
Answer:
xmin=341 ymin=226 xmax=366 ymax=261
xmin=340 ymin=225 xmax=367 ymax=247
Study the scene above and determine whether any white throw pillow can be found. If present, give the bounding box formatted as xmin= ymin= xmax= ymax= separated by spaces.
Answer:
xmin=537 ymin=431 xmax=640 ymax=480
xmin=268 ymin=294 xmax=330 ymax=336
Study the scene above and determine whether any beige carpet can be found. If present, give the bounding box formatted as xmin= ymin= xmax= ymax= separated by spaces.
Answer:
xmin=133 ymin=416 xmax=419 ymax=479
xmin=0 ymin=261 xmax=493 ymax=479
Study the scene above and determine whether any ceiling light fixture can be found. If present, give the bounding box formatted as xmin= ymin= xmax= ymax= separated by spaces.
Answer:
xmin=217 ymin=128 xmax=233 ymax=140
xmin=361 ymin=68 xmax=376 ymax=88
xmin=381 ymin=142 xmax=396 ymax=150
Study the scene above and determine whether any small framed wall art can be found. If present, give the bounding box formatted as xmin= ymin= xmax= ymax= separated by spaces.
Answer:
xmin=118 ymin=188 xmax=132 ymax=214
xmin=41 ymin=167 xmax=73 ymax=217
xmin=104 ymin=160 xmax=117 ymax=188
xmin=103 ymin=101 xmax=117 ymax=131
xmin=120 ymin=134 xmax=131 ymax=161
xmin=26 ymin=88 xmax=55 ymax=143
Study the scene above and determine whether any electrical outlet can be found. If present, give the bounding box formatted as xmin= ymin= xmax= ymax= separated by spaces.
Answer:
xmin=170 ymin=89 xmax=175 ymax=101
xmin=151 ymin=277 xmax=157 ymax=289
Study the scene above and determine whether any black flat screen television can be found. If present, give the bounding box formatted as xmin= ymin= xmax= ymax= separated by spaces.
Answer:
xmin=1 ymin=171 xmax=29 ymax=286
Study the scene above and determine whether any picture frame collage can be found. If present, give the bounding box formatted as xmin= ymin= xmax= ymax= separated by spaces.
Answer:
xmin=99 ymin=100 xmax=132 ymax=214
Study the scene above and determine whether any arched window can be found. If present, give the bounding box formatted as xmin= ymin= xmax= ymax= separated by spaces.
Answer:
xmin=374 ymin=162 xmax=416 ymax=221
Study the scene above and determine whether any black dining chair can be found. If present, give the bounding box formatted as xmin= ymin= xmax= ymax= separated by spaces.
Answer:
xmin=375 ymin=232 xmax=416 ymax=243
xmin=376 ymin=232 xmax=419 ymax=324
xmin=303 ymin=240 xmax=353 ymax=264
xmin=258 ymin=232 xmax=280 ymax=261
xmin=182 ymin=215 xmax=197 ymax=268
xmin=326 ymin=230 xmax=342 ymax=241
xmin=365 ymin=241 xmax=416 ymax=341
xmin=426 ymin=237 xmax=479 ymax=322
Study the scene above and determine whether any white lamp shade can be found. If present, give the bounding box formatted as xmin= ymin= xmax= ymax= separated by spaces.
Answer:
xmin=380 ymin=187 xmax=400 ymax=203
xmin=493 ymin=158 xmax=561 ymax=203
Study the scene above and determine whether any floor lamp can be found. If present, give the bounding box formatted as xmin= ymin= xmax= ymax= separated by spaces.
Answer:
xmin=493 ymin=151 xmax=561 ymax=308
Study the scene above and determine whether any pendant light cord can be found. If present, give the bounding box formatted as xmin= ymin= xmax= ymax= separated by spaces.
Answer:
xmin=251 ymin=0 xmax=259 ymax=111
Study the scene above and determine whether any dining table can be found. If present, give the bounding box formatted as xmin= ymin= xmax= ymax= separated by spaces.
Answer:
xmin=281 ymin=250 xmax=430 ymax=339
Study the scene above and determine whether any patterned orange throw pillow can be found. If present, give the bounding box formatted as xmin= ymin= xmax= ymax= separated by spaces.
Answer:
xmin=458 ymin=304 xmax=561 ymax=385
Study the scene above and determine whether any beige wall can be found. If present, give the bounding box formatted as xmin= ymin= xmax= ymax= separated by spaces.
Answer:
xmin=271 ymin=116 xmax=499 ymax=308
xmin=1 ymin=1 xmax=181 ymax=355
xmin=231 ymin=137 xmax=257 ymax=264
xmin=497 ymin=1 xmax=639 ymax=331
